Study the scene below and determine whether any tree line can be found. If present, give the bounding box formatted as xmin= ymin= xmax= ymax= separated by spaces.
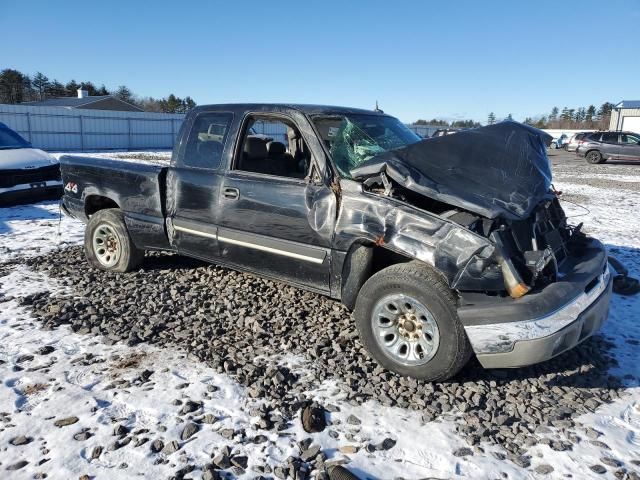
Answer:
xmin=413 ymin=118 xmax=482 ymax=128
xmin=520 ymin=103 xmax=615 ymax=130
xmin=413 ymin=102 xmax=615 ymax=130
xmin=0 ymin=68 xmax=196 ymax=113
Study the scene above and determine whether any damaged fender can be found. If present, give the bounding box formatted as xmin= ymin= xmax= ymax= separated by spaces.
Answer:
xmin=334 ymin=180 xmax=503 ymax=297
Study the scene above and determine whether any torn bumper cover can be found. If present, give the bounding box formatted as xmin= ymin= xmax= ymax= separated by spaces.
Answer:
xmin=350 ymin=121 xmax=553 ymax=220
xmin=461 ymin=238 xmax=612 ymax=368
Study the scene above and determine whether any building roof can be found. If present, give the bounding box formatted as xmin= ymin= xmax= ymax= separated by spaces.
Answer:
xmin=22 ymin=95 xmax=143 ymax=111
xmin=615 ymin=100 xmax=640 ymax=109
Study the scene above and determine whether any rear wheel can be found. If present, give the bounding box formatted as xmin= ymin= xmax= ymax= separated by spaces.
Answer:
xmin=85 ymin=208 xmax=143 ymax=272
xmin=586 ymin=150 xmax=604 ymax=164
xmin=354 ymin=262 xmax=471 ymax=381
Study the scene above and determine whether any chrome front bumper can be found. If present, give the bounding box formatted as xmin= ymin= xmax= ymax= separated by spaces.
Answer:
xmin=465 ymin=265 xmax=612 ymax=368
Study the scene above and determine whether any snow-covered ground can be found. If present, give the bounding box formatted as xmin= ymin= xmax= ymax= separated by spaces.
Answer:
xmin=0 ymin=155 xmax=639 ymax=479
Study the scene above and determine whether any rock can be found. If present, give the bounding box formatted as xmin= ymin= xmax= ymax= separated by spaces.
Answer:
xmin=339 ymin=445 xmax=359 ymax=454
xmin=54 ymin=416 xmax=79 ymax=427
xmin=379 ymin=438 xmax=396 ymax=451
xmin=91 ymin=446 xmax=103 ymax=459
xmin=9 ymin=435 xmax=33 ymax=446
xmin=589 ymin=464 xmax=607 ymax=474
xmin=345 ymin=415 xmax=361 ymax=426
xmin=161 ymin=440 xmax=180 ymax=455
xmin=73 ymin=430 xmax=93 ymax=441
xmin=301 ymin=406 xmax=326 ymax=433
xmin=37 ymin=345 xmax=55 ymax=355
xmin=180 ymin=422 xmax=199 ymax=441
xmin=600 ymin=457 xmax=622 ymax=468
xmin=180 ymin=400 xmax=202 ymax=415
xmin=201 ymin=413 xmax=217 ymax=424
xmin=150 ymin=439 xmax=164 ymax=453
xmin=213 ymin=452 xmax=231 ymax=469
xmin=453 ymin=447 xmax=473 ymax=457
xmin=231 ymin=455 xmax=248 ymax=469
xmin=6 ymin=460 xmax=28 ymax=470
xmin=535 ymin=464 xmax=554 ymax=475
xmin=300 ymin=445 xmax=321 ymax=462
xmin=113 ymin=424 xmax=129 ymax=436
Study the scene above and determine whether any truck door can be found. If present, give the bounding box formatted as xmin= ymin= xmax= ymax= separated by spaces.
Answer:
xmin=167 ymin=111 xmax=234 ymax=260
xmin=216 ymin=113 xmax=336 ymax=293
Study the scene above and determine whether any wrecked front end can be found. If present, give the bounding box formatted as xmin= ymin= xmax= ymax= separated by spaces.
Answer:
xmin=342 ymin=122 xmax=612 ymax=368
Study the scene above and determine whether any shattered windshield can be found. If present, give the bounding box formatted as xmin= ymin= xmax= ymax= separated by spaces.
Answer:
xmin=312 ymin=114 xmax=421 ymax=178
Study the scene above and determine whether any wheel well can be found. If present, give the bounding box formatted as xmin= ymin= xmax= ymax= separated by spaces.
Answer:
xmin=85 ymin=195 xmax=119 ymax=217
xmin=341 ymin=243 xmax=413 ymax=310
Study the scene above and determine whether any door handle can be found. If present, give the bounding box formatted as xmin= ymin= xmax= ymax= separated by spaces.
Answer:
xmin=223 ymin=187 xmax=239 ymax=200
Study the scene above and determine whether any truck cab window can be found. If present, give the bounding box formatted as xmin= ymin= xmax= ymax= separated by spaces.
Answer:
xmin=183 ymin=112 xmax=233 ymax=169
xmin=236 ymin=116 xmax=310 ymax=179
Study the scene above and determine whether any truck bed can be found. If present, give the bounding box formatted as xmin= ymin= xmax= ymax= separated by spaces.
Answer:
xmin=59 ymin=154 xmax=170 ymax=250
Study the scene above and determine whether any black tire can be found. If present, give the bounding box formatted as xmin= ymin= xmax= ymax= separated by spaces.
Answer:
xmin=354 ymin=261 xmax=472 ymax=381
xmin=585 ymin=150 xmax=605 ymax=164
xmin=84 ymin=208 xmax=143 ymax=273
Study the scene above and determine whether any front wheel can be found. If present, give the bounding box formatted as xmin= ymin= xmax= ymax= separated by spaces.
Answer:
xmin=354 ymin=262 xmax=472 ymax=381
xmin=85 ymin=208 xmax=144 ymax=272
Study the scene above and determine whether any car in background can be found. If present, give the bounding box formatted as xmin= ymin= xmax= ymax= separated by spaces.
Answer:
xmin=564 ymin=132 xmax=592 ymax=152
xmin=576 ymin=131 xmax=640 ymax=164
xmin=549 ymin=133 xmax=569 ymax=149
xmin=431 ymin=128 xmax=458 ymax=137
xmin=0 ymin=122 xmax=62 ymax=206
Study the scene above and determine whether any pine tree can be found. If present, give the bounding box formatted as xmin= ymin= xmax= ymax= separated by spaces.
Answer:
xmin=487 ymin=112 xmax=496 ymax=125
xmin=96 ymin=84 xmax=110 ymax=95
xmin=115 ymin=85 xmax=134 ymax=104
xmin=586 ymin=105 xmax=596 ymax=123
xmin=0 ymin=69 xmax=30 ymax=103
xmin=45 ymin=80 xmax=66 ymax=98
xmin=32 ymin=72 xmax=50 ymax=100
xmin=505 ymin=113 xmax=513 ymax=121
xmin=549 ymin=107 xmax=559 ymax=121
xmin=65 ymin=79 xmax=80 ymax=96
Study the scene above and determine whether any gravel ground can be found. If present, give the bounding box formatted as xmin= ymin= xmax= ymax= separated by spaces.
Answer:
xmin=21 ymin=246 xmax=631 ymax=473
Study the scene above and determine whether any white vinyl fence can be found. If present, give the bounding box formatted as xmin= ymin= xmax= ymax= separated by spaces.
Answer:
xmin=0 ymin=103 xmax=185 ymax=151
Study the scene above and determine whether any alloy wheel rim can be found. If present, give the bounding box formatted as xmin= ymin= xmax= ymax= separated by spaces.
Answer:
xmin=92 ymin=224 xmax=120 ymax=268
xmin=371 ymin=293 xmax=440 ymax=366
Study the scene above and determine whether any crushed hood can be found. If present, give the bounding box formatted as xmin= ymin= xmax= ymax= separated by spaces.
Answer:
xmin=350 ymin=121 xmax=553 ymax=220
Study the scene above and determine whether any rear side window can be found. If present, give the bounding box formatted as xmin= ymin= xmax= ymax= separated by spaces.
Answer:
xmin=183 ymin=112 xmax=233 ymax=169
xmin=601 ymin=133 xmax=619 ymax=143
xmin=621 ymin=133 xmax=640 ymax=144
xmin=587 ymin=133 xmax=601 ymax=141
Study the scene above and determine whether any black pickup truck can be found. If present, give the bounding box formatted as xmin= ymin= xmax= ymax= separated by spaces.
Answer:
xmin=60 ymin=104 xmax=612 ymax=381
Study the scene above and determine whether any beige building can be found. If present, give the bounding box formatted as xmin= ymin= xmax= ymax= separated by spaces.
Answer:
xmin=610 ymin=100 xmax=640 ymax=133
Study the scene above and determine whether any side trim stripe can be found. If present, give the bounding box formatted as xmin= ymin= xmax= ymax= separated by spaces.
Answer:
xmin=174 ymin=224 xmax=217 ymax=240
xmin=174 ymin=222 xmax=326 ymax=265
xmin=217 ymin=235 xmax=325 ymax=264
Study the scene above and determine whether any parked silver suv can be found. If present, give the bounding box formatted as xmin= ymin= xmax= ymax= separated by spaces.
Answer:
xmin=576 ymin=131 xmax=640 ymax=164
xmin=565 ymin=132 xmax=592 ymax=152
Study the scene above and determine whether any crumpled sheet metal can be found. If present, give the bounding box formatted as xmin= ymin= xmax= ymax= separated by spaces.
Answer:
xmin=350 ymin=122 xmax=553 ymax=220
xmin=335 ymin=181 xmax=501 ymax=289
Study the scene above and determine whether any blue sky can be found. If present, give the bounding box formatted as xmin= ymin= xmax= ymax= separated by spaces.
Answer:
xmin=1 ymin=0 xmax=638 ymax=123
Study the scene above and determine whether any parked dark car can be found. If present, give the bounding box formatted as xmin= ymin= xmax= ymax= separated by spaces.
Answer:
xmin=0 ymin=122 xmax=62 ymax=206
xmin=59 ymin=105 xmax=612 ymax=381
xmin=576 ymin=131 xmax=640 ymax=164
